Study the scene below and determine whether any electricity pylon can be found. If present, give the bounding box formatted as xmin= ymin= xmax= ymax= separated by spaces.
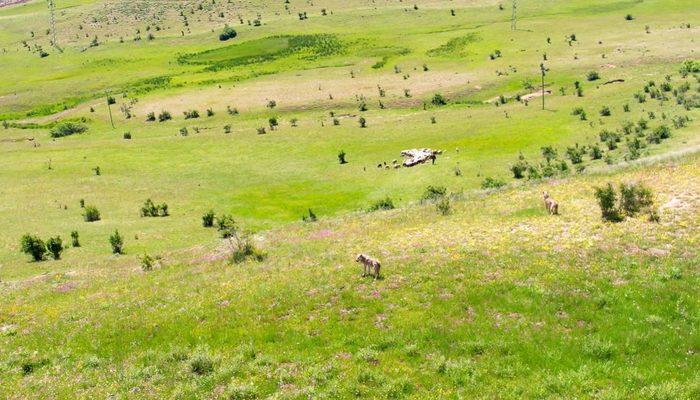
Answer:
xmin=47 ymin=0 xmax=62 ymax=52
xmin=511 ymin=0 xmax=518 ymax=31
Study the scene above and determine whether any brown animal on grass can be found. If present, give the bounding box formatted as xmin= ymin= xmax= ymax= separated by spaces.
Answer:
xmin=356 ymin=254 xmax=381 ymax=279
xmin=543 ymin=191 xmax=559 ymax=215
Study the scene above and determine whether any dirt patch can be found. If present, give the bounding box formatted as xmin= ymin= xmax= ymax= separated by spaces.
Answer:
xmin=520 ymin=90 xmax=552 ymax=102
xmin=0 ymin=0 xmax=28 ymax=8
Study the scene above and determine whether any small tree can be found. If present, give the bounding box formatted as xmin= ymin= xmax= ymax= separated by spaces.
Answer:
xmin=219 ymin=25 xmax=237 ymax=41
xmin=202 ymin=210 xmax=216 ymax=227
xmin=436 ymin=197 xmax=451 ymax=216
xmin=141 ymin=254 xmax=155 ymax=271
xmin=109 ymin=230 xmax=124 ymax=254
xmin=594 ymin=184 xmax=623 ymax=222
xmin=359 ymin=117 xmax=367 ymax=128
xmin=46 ymin=236 xmax=64 ymax=260
xmin=338 ymin=150 xmax=347 ymax=164
xmin=587 ymin=71 xmax=600 ymax=81
xmin=71 ymin=231 xmax=80 ymax=247
xmin=20 ymin=234 xmax=46 ymax=262
xmin=83 ymin=205 xmax=101 ymax=222
xmin=431 ymin=93 xmax=448 ymax=106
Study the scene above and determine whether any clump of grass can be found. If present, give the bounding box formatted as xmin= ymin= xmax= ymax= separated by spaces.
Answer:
xmin=83 ymin=205 xmax=101 ymax=222
xmin=49 ymin=122 xmax=87 ymax=138
xmin=481 ymin=177 xmax=506 ymax=190
xmin=367 ymin=197 xmax=394 ymax=212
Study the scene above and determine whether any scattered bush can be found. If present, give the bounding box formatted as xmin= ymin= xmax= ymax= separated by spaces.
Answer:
xmin=183 ymin=110 xmax=200 ymax=119
xmin=83 ymin=205 xmax=101 ymax=222
xmin=367 ymin=197 xmax=395 ymax=212
xmin=436 ymin=197 xmax=452 ymax=215
xmin=146 ymin=112 xmax=156 ymax=122
xmin=510 ymin=153 xmax=528 ymax=179
xmin=337 ymin=150 xmax=347 ymax=164
xmin=70 ymin=231 xmax=80 ymax=247
xmin=123 ymin=132 xmax=132 ymax=140
xmin=600 ymin=106 xmax=611 ymax=116
xmin=359 ymin=117 xmax=367 ymax=128
xmin=586 ymin=71 xmax=600 ymax=81
xmin=109 ymin=230 xmax=124 ymax=254
xmin=141 ymin=254 xmax=155 ymax=271
xmin=46 ymin=236 xmax=63 ymax=260
xmin=140 ymin=199 xmax=169 ymax=217
xmin=202 ymin=210 xmax=216 ymax=227
xmin=50 ymin=122 xmax=88 ymax=138
xmin=158 ymin=111 xmax=172 ymax=122
xmin=20 ymin=234 xmax=46 ymax=262
xmin=431 ymin=93 xmax=448 ymax=106
xmin=219 ymin=25 xmax=237 ymax=41
xmin=481 ymin=177 xmax=507 ymax=190
xmin=421 ymin=185 xmax=447 ymax=202
xmin=594 ymin=182 xmax=656 ymax=222
xmin=566 ymin=144 xmax=586 ymax=164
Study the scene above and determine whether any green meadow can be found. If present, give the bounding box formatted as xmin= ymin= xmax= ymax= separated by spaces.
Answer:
xmin=0 ymin=0 xmax=698 ymax=398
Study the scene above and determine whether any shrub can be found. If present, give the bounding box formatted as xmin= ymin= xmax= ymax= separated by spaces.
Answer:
xmin=83 ymin=206 xmax=101 ymax=222
xmin=158 ymin=110 xmax=172 ymax=122
xmin=421 ymin=185 xmax=447 ymax=202
xmin=46 ymin=236 xmax=64 ymax=260
xmin=623 ymin=103 xmax=630 ymax=112
xmin=70 ymin=231 xmax=80 ymax=247
xmin=586 ymin=71 xmax=600 ymax=81
xmin=123 ymin=132 xmax=132 ymax=140
xmin=510 ymin=153 xmax=528 ymax=179
xmin=594 ymin=182 xmax=656 ymax=222
xmin=268 ymin=117 xmax=278 ymax=130
xmin=359 ymin=117 xmax=367 ymax=128
xmin=217 ymin=214 xmax=236 ymax=238
xmin=619 ymin=182 xmax=654 ymax=216
xmin=431 ymin=93 xmax=448 ymax=106
xmin=600 ymin=106 xmax=611 ymax=116
xmin=589 ymin=144 xmax=603 ymax=160
xmin=367 ymin=197 xmax=394 ymax=212
xmin=337 ymin=150 xmax=347 ymax=164
xmin=206 ymin=108 xmax=215 ymax=117
xmin=647 ymin=125 xmax=671 ymax=144
xmin=566 ymin=144 xmax=586 ymax=164
xmin=146 ymin=112 xmax=156 ymax=122
xmin=50 ymin=122 xmax=88 ymax=138
xmin=256 ymin=127 xmax=266 ymax=135
xmin=20 ymin=234 xmax=46 ymax=262
xmin=224 ymin=125 xmax=232 ymax=134
xmin=594 ymin=184 xmax=623 ymax=222
xmin=481 ymin=177 xmax=506 ymax=190
xmin=183 ymin=110 xmax=200 ymax=119
xmin=141 ymin=254 xmax=154 ymax=271
xmin=540 ymin=146 xmax=558 ymax=163
xmin=227 ymin=106 xmax=239 ymax=115
xmin=436 ymin=197 xmax=452 ymax=216
xmin=109 ymin=230 xmax=124 ymax=254
xmin=219 ymin=25 xmax=237 ymax=41
xmin=625 ymin=14 xmax=634 ymax=21
xmin=202 ymin=210 xmax=215 ymax=227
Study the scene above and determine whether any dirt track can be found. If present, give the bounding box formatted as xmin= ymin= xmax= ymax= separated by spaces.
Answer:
xmin=0 ymin=0 xmax=28 ymax=8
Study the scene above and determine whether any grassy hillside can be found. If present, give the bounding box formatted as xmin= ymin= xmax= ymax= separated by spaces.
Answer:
xmin=0 ymin=0 xmax=698 ymax=398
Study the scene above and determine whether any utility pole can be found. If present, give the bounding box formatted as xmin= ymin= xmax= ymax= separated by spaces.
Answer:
xmin=106 ymin=95 xmax=115 ymax=129
xmin=540 ymin=63 xmax=548 ymax=110
xmin=511 ymin=0 xmax=518 ymax=31
xmin=47 ymin=0 xmax=61 ymax=52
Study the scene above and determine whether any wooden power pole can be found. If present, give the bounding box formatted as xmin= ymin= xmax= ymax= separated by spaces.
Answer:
xmin=540 ymin=63 xmax=548 ymax=110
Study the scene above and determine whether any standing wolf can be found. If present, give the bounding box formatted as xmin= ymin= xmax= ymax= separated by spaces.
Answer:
xmin=543 ymin=191 xmax=559 ymax=215
xmin=356 ymin=254 xmax=381 ymax=279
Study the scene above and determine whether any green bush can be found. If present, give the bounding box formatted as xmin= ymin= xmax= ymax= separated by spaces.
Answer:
xmin=141 ymin=254 xmax=154 ymax=271
xmin=367 ymin=197 xmax=395 ymax=212
xmin=586 ymin=71 xmax=600 ymax=81
xmin=71 ymin=231 xmax=80 ymax=247
xmin=594 ymin=184 xmax=623 ymax=222
xmin=481 ymin=177 xmax=506 ymax=190
xmin=202 ymin=210 xmax=215 ymax=227
xmin=140 ymin=199 xmax=169 ymax=217
xmin=421 ymin=185 xmax=447 ymax=202
xmin=50 ymin=122 xmax=88 ymax=138
xmin=510 ymin=153 xmax=528 ymax=179
xmin=83 ymin=205 xmax=101 ymax=222
xmin=219 ymin=25 xmax=237 ymax=41
xmin=600 ymin=106 xmax=611 ymax=116
xmin=337 ymin=150 xmax=347 ymax=164
xmin=20 ymin=234 xmax=46 ymax=262
xmin=46 ymin=236 xmax=64 ymax=260
xmin=431 ymin=93 xmax=448 ymax=106
xmin=566 ymin=144 xmax=586 ymax=164
xmin=158 ymin=110 xmax=172 ymax=122
xmin=436 ymin=197 xmax=452 ymax=216
xmin=183 ymin=110 xmax=200 ymax=119
xmin=109 ymin=230 xmax=124 ymax=254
